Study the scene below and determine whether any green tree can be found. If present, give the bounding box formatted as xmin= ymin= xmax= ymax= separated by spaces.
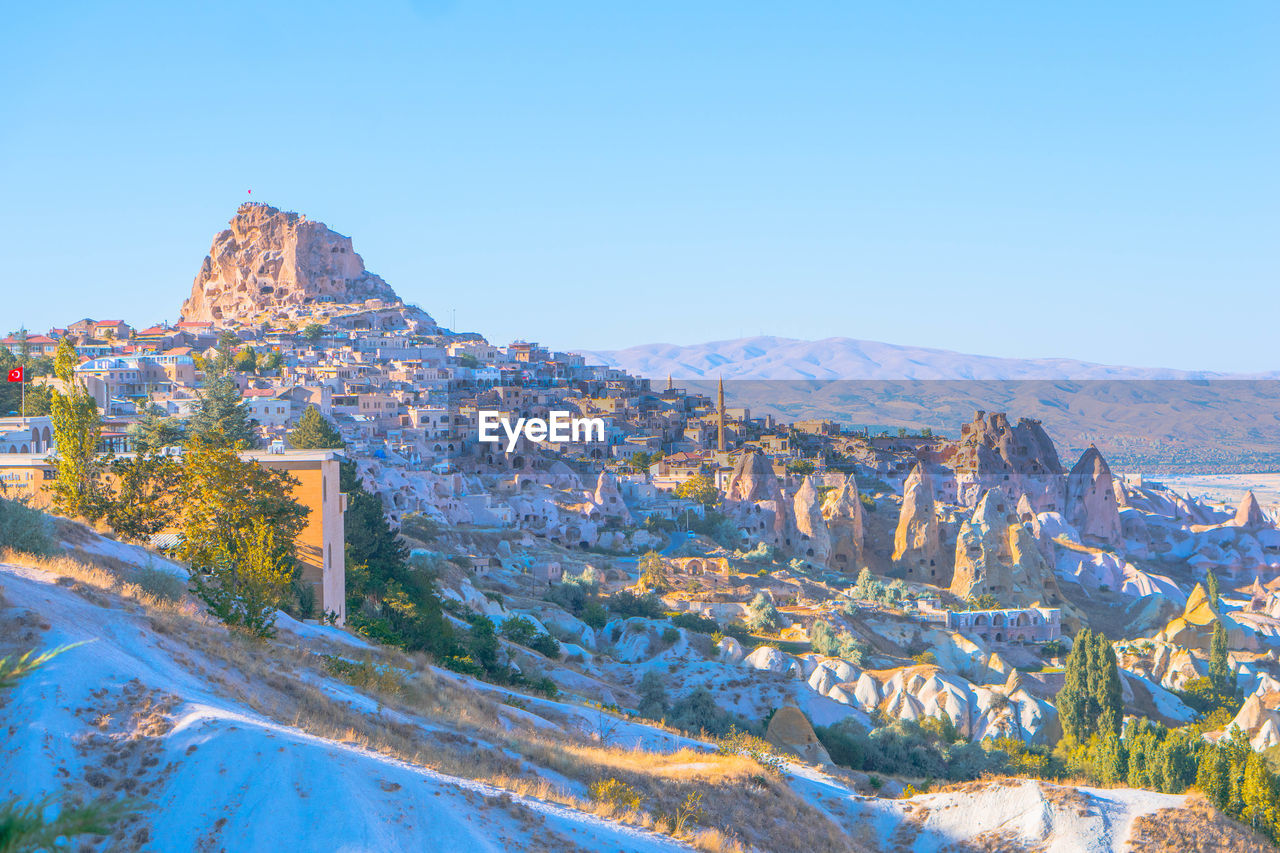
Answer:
xmin=190 ymin=517 xmax=296 ymax=637
xmin=233 ymin=346 xmax=258 ymax=374
xmin=637 ymin=551 xmax=668 ymax=592
xmin=674 ymin=474 xmax=719 ymax=507
xmin=53 ymin=336 xmax=78 ymax=383
xmin=178 ymin=435 xmax=308 ymax=636
xmin=128 ymin=405 xmax=186 ymax=453
xmin=636 ymin=670 xmax=669 ymax=719
xmin=288 ymin=405 xmax=345 ymax=450
xmin=1205 ymin=570 xmax=1221 ymax=606
xmin=745 ymin=592 xmax=781 ymax=634
xmin=341 ymin=462 xmax=452 ymax=656
xmin=1208 ymin=620 xmax=1234 ymax=698
xmin=190 ymin=369 xmax=259 ymax=449
xmin=301 ymin=322 xmax=324 ymax=343
xmin=49 ymin=376 xmax=103 ymax=520
xmin=1057 ymin=628 xmax=1093 ymax=744
xmin=811 ymin=619 xmax=838 ymax=656
xmin=102 ymin=453 xmax=181 ymax=541
xmin=1089 ymin=631 xmax=1124 ymax=738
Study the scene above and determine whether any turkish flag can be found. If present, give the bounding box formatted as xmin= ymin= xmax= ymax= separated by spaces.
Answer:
xmin=6 ymin=367 xmax=23 ymax=383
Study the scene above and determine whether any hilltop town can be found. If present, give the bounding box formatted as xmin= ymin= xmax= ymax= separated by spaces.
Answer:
xmin=3 ymin=203 xmax=1280 ymax=851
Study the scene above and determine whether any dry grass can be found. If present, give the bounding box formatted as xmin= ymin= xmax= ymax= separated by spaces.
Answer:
xmin=1 ymin=547 xmax=872 ymax=852
xmin=1128 ymin=796 xmax=1273 ymax=852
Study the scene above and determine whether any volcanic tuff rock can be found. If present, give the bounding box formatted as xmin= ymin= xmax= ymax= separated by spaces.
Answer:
xmin=950 ymin=487 xmax=1065 ymax=608
xmin=723 ymin=450 xmax=789 ymax=547
xmin=894 ymin=463 xmax=945 ymax=584
xmin=1235 ymin=491 xmax=1269 ymax=529
xmin=593 ymin=471 xmax=632 ymax=524
xmin=951 ymin=411 xmax=1065 ymax=511
xmin=763 ymin=706 xmax=833 ymax=766
xmin=1065 ymin=446 xmax=1124 ymax=548
xmin=181 ymin=203 xmax=410 ymax=325
xmin=792 ymin=476 xmax=831 ymax=564
xmin=822 ymin=473 xmax=864 ymax=574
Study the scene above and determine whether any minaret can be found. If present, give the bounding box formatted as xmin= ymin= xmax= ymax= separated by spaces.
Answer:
xmin=667 ymin=373 xmax=673 ymax=391
xmin=717 ymin=376 xmax=726 ymax=452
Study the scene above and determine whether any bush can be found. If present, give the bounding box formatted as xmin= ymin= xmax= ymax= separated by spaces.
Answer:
xmin=911 ymin=651 xmax=938 ymax=666
xmin=608 ymin=590 xmax=664 ymax=619
xmin=500 ymin=615 xmax=540 ymax=646
xmin=661 ymin=627 xmax=680 ymax=645
xmin=131 ymin=565 xmax=187 ymax=602
xmin=670 ymin=611 xmax=718 ymax=635
xmin=589 ymin=778 xmax=642 ymax=811
xmin=0 ymin=497 xmax=54 ymax=556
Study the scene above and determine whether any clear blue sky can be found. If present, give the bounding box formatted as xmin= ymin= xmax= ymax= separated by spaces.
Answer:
xmin=2 ymin=2 xmax=1276 ymax=371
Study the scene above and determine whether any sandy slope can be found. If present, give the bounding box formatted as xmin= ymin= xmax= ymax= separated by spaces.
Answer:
xmin=0 ymin=564 xmax=690 ymax=852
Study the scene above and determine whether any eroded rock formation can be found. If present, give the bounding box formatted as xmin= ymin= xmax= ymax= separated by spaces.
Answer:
xmin=1065 ymin=446 xmax=1123 ymax=548
xmin=894 ymin=463 xmax=945 ymax=584
xmin=822 ymin=473 xmax=865 ymax=574
xmin=181 ymin=202 xmax=421 ymax=326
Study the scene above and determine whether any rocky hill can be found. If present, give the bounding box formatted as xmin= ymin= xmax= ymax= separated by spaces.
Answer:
xmin=180 ymin=203 xmax=429 ymax=329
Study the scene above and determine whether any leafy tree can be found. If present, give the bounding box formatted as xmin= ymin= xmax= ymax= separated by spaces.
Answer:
xmin=341 ymin=462 xmax=452 ymax=656
xmin=49 ymin=375 xmax=103 ymax=520
xmin=0 ymin=498 xmax=54 ymax=556
xmin=628 ymin=451 xmax=652 ymax=470
xmin=232 ymin=347 xmax=258 ymax=374
xmin=53 ymin=336 xmax=78 ymax=382
xmin=178 ymin=435 xmax=308 ymax=636
xmin=289 ymin=405 xmax=344 ymax=450
xmin=500 ymin=615 xmax=539 ymax=646
xmin=301 ymin=322 xmax=325 ymax=343
xmin=745 ymin=592 xmax=781 ymax=633
xmin=674 ymin=474 xmax=719 ymax=507
xmin=102 ymin=453 xmax=181 ymax=541
xmin=190 ymin=518 xmax=296 ymax=637
xmin=1057 ymin=630 xmax=1122 ymax=744
xmin=811 ymin=619 xmax=839 ymax=656
xmin=259 ymin=349 xmax=284 ymax=372
xmin=637 ymin=551 xmax=667 ymax=592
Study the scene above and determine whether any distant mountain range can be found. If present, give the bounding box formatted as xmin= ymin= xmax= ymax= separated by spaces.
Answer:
xmin=573 ymin=336 xmax=1280 ymax=475
xmin=575 ymin=335 xmax=1242 ymax=381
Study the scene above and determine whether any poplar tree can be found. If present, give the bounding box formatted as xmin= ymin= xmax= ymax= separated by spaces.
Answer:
xmin=1208 ymin=620 xmax=1233 ymax=698
xmin=49 ymin=355 xmax=103 ymax=520
xmin=1056 ymin=628 xmax=1092 ymax=744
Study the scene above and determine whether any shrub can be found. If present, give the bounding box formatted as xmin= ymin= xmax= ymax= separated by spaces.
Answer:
xmin=589 ymin=777 xmax=641 ymax=811
xmin=132 ymin=565 xmax=187 ymax=602
xmin=608 ymin=590 xmax=664 ymax=619
xmin=670 ymin=611 xmax=718 ymax=635
xmin=0 ymin=497 xmax=54 ymax=556
xmin=911 ymin=651 xmax=938 ymax=666
xmin=500 ymin=615 xmax=540 ymax=646
xmin=660 ymin=627 xmax=680 ymax=646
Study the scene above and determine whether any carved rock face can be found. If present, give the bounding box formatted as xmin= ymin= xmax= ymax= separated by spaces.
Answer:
xmin=1065 ymin=446 xmax=1123 ymax=548
xmin=823 ymin=473 xmax=864 ymax=574
xmin=894 ymin=463 xmax=944 ymax=583
xmin=181 ymin=203 xmax=402 ymax=325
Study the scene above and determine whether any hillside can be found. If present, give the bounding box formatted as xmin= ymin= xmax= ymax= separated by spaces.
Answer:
xmin=1 ymin=530 xmax=1260 ymax=852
